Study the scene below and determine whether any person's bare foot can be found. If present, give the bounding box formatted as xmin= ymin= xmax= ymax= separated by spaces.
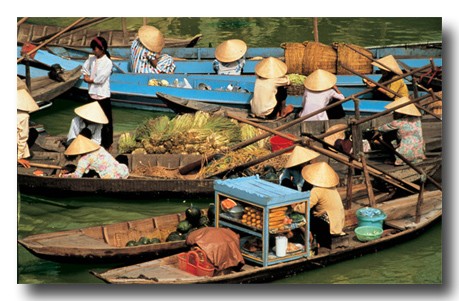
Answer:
xmin=281 ymin=105 xmax=294 ymax=117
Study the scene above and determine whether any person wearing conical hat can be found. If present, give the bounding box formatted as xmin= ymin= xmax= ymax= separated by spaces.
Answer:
xmin=293 ymin=161 xmax=345 ymax=249
xmin=17 ymin=88 xmax=39 ymax=168
xmin=213 ymin=39 xmax=247 ymax=75
xmin=59 ymin=135 xmax=129 ymax=179
xmin=81 ymin=36 xmax=114 ymax=150
xmin=279 ymin=146 xmax=320 ymax=191
xmin=130 ymin=25 xmax=176 ymax=74
xmin=373 ymin=96 xmax=425 ymax=166
xmin=250 ymin=57 xmax=294 ymax=119
xmin=65 ymin=101 xmax=109 ymax=148
xmin=298 ymin=69 xmax=346 ymax=121
xmin=323 ymin=123 xmax=353 ymax=155
xmin=363 ymin=55 xmax=409 ymax=101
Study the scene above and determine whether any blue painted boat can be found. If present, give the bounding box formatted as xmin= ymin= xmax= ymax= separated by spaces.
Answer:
xmin=18 ymin=47 xmax=436 ymax=114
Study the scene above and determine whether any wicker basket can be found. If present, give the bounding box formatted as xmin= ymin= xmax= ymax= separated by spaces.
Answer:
xmin=281 ymin=42 xmax=305 ymax=74
xmin=334 ymin=43 xmax=373 ymax=75
xmin=287 ymin=84 xmax=305 ymax=96
xmin=302 ymin=41 xmax=337 ymax=75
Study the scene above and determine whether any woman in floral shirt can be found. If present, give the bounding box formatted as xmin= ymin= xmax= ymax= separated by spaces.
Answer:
xmin=61 ymin=135 xmax=129 ymax=179
xmin=375 ymin=96 xmax=426 ymax=166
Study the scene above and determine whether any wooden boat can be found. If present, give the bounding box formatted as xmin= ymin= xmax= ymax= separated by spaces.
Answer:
xmin=17 ymin=22 xmax=203 ymax=48
xmin=91 ymin=179 xmax=442 ymax=284
xmin=18 ymin=209 xmax=209 ymax=264
xmin=17 ymin=65 xmax=82 ymax=108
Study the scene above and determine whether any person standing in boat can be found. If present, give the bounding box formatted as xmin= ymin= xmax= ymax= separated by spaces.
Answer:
xmin=213 ymin=39 xmax=247 ymax=75
xmin=250 ymin=57 xmax=293 ymax=119
xmin=81 ymin=36 xmax=114 ymax=150
xmin=373 ymin=96 xmax=426 ymax=166
xmin=298 ymin=69 xmax=346 ymax=121
xmin=17 ymin=88 xmax=39 ymax=169
xmin=59 ymin=135 xmax=129 ymax=179
xmin=363 ymin=55 xmax=409 ymax=101
xmin=130 ymin=25 xmax=176 ymax=74
xmin=293 ymin=161 xmax=345 ymax=249
xmin=64 ymin=101 xmax=108 ymax=148
xmin=279 ymin=146 xmax=320 ymax=191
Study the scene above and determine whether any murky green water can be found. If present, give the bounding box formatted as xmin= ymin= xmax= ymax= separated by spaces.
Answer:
xmin=17 ymin=17 xmax=442 ymax=285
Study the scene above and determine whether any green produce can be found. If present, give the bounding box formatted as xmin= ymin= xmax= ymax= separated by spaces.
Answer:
xmin=177 ymin=220 xmax=192 ymax=234
xmin=166 ymin=231 xmax=184 ymax=242
xmin=150 ymin=238 xmax=161 ymax=244
xmin=185 ymin=205 xmax=202 ymax=226
xmin=125 ymin=240 xmax=137 ymax=247
xmin=138 ymin=237 xmax=150 ymax=245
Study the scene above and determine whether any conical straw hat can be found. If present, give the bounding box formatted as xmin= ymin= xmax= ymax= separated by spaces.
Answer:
xmin=64 ymin=134 xmax=100 ymax=156
xmin=301 ymin=161 xmax=339 ymax=188
xmin=371 ymin=55 xmax=403 ymax=75
xmin=255 ymin=57 xmax=288 ymax=79
xmin=138 ymin=25 xmax=165 ymax=53
xmin=284 ymin=146 xmax=320 ymax=168
xmin=215 ymin=39 xmax=247 ymax=63
xmin=384 ymin=96 xmax=421 ymax=117
xmin=74 ymin=101 xmax=109 ymax=124
xmin=17 ymin=76 xmax=28 ymax=91
xmin=324 ymin=124 xmax=347 ymax=146
xmin=303 ymin=69 xmax=337 ymax=91
xmin=17 ymin=89 xmax=39 ymax=112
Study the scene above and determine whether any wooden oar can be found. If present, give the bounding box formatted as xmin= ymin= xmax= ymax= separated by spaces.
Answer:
xmin=17 ymin=17 xmax=29 ymax=27
xmin=178 ymin=64 xmax=432 ymax=175
xmin=17 ymin=17 xmax=86 ymax=64
xmin=28 ymin=162 xmax=62 ymax=169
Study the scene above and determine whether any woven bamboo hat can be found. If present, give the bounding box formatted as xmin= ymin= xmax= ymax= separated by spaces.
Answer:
xmin=284 ymin=146 xmax=320 ymax=168
xmin=303 ymin=69 xmax=337 ymax=91
xmin=384 ymin=96 xmax=421 ymax=117
xmin=17 ymin=76 xmax=28 ymax=91
xmin=138 ymin=25 xmax=165 ymax=53
xmin=324 ymin=124 xmax=347 ymax=146
xmin=64 ymin=134 xmax=100 ymax=156
xmin=74 ymin=101 xmax=109 ymax=124
xmin=255 ymin=57 xmax=288 ymax=79
xmin=17 ymin=89 xmax=39 ymax=112
xmin=301 ymin=161 xmax=339 ymax=188
xmin=371 ymin=55 xmax=403 ymax=75
xmin=215 ymin=39 xmax=247 ymax=63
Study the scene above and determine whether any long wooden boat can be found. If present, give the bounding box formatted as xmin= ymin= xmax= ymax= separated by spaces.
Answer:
xmin=17 ymin=22 xmax=203 ymax=48
xmin=18 ymin=209 xmax=209 ymax=264
xmin=91 ymin=186 xmax=442 ymax=284
xmin=17 ymin=65 xmax=82 ymax=108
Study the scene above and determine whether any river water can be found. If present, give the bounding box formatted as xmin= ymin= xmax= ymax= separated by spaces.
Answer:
xmin=16 ymin=17 xmax=442 ymax=287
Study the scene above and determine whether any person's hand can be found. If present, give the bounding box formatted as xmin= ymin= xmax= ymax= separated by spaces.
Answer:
xmin=363 ymin=78 xmax=376 ymax=88
xmin=371 ymin=130 xmax=381 ymax=140
xmin=58 ymin=169 xmax=69 ymax=178
xmin=18 ymin=158 xmax=31 ymax=168
xmin=83 ymin=74 xmax=93 ymax=83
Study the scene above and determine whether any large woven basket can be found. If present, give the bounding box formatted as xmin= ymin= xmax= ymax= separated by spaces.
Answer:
xmin=334 ymin=43 xmax=373 ymax=75
xmin=425 ymin=91 xmax=443 ymax=116
xmin=281 ymin=42 xmax=305 ymax=74
xmin=287 ymin=84 xmax=306 ymax=96
xmin=302 ymin=41 xmax=337 ymax=75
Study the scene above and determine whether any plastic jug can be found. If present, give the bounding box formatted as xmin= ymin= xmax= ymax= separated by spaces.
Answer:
xmin=275 ymin=236 xmax=288 ymax=257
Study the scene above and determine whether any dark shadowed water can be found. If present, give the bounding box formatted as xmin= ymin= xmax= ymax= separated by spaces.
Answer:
xmin=17 ymin=17 xmax=442 ymax=286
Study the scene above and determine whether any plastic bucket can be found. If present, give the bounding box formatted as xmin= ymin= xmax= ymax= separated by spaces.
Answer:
xmin=270 ymin=135 xmax=295 ymax=152
xmin=356 ymin=207 xmax=387 ymax=229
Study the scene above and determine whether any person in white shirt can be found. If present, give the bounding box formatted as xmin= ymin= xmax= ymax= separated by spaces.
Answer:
xmin=298 ymin=69 xmax=345 ymax=121
xmin=65 ymin=101 xmax=108 ymax=148
xmin=81 ymin=36 xmax=113 ymax=149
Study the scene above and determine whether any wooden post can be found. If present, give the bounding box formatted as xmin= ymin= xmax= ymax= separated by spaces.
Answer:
xmin=25 ymin=58 xmax=31 ymax=92
xmin=313 ymin=17 xmax=319 ymax=42
xmin=143 ymin=18 xmax=147 ymax=26
xmin=415 ymin=175 xmax=426 ymax=223
xmin=344 ymin=163 xmax=353 ymax=210
xmin=360 ymin=152 xmax=376 ymax=207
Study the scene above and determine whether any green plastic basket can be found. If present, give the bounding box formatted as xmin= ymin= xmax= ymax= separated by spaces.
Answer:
xmin=354 ymin=226 xmax=383 ymax=242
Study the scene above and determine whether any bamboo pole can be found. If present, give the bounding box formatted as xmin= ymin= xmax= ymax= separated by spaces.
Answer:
xmin=17 ymin=17 xmax=86 ymax=64
xmin=415 ymin=176 xmax=426 ymax=223
xmin=179 ymin=65 xmax=432 ymax=175
xmin=17 ymin=17 xmax=29 ymax=27
xmin=29 ymin=162 xmax=62 ymax=170
xmin=360 ymin=152 xmax=376 ymax=207
xmin=313 ymin=17 xmax=319 ymax=42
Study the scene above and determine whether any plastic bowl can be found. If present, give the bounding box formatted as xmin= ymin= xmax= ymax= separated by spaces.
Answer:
xmin=354 ymin=226 xmax=383 ymax=242
xmin=228 ymin=204 xmax=244 ymax=219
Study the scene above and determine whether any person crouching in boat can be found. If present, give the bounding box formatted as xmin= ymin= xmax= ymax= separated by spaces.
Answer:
xmin=250 ymin=57 xmax=293 ymax=119
xmin=17 ymin=87 xmax=39 ymax=169
xmin=64 ymin=101 xmax=108 ymax=148
xmin=130 ymin=25 xmax=176 ymax=74
xmin=297 ymin=69 xmax=345 ymax=121
xmin=213 ymin=39 xmax=247 ymax=75
xmin=292 ymin=162 xmax=345 ymax=249
xmin=59 ymin=135 xmax=129 ymax=179
xmin=363 ymin=55 xmax=408 ymax=101
xmin=279 ymin=146 xmax=320 ymax=191
xmin=373 ymin=96 xmax=426 ymax=166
